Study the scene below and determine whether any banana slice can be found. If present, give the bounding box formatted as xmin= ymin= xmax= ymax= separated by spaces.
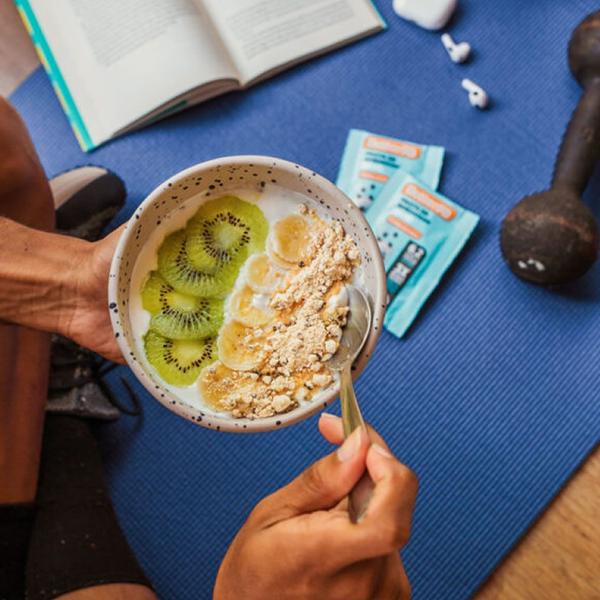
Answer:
xmin=245 ymin=253 xmax=285 ymax=293
xmin=229 ymin=285 xmax=273 ymax=328
xmin=198 ymin=361 xmax=237 ymax=409
xmin=217 ymin=320 xmax=264 ymax=371
xmin=266 ymin=237 xmax=297 ymax=270
xmin=270 ymin=214 xmax=313 ymax=264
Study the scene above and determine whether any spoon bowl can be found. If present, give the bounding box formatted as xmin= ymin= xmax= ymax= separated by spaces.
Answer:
xmin=329 ymin=286 xmax=372 ymax=371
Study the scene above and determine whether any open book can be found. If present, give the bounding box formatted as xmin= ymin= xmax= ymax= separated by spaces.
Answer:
xmin=16 ymin=0 xmax=385 ymax=151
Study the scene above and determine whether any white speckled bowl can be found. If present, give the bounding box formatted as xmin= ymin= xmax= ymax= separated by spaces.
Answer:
xmin=109 ymin=156 xmax=386 ymax=432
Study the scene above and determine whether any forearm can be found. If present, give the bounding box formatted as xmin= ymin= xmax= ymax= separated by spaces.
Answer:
xmin=0 ymin=216 xmax=92 ymax=335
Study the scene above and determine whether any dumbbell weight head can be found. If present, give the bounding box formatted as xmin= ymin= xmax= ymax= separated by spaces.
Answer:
xmin=500 ymin=189 xmax=598 ymax=285
xmin=500 ymin=10 xmax=600 ymax=285
xmin=569 ymin=11 xmax=600 ymax=87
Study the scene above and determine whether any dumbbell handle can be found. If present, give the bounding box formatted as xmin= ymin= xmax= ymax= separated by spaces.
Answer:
xmin=552 ymin=79 xmax=600 ymax=195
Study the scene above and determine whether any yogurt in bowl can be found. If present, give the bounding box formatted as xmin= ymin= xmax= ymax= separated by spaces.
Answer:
xmin=109 ymin=156 xmax=386 ymax=432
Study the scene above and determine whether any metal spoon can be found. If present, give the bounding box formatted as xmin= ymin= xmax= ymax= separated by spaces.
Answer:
xmin=328 ymin=285 xmax=374 ymax=523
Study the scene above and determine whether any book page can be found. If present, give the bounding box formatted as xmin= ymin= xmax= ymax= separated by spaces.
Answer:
xmin=27 ymin=0 xmax=239 ymax=146
xmin=202 ymin=0 xmax=384 ymax=84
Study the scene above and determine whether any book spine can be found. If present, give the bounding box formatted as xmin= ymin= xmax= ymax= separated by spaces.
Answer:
xmin=368 ymin=0 xmax=387 ymax=29
xmin=15 ymin=0 xmax=95 ymax=151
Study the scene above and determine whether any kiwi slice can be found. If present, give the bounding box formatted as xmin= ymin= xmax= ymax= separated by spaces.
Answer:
xmin=144 ymin=330 xmax=217 ymax=386
xmin=141 ymin=272 xmax=223 ymax=339
xmin=157 ymin=230 xmax=239 ymax=297
xmin=185 ymin=196 xmax=268 ymax=271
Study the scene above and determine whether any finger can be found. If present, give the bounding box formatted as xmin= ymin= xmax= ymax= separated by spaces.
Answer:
xmin=252 ymin=427 xmax=370 ymax=525
xmin=314 ymin=446 xmax=418 ymax=567
xmin=328 ymin=556 xmax=387 ymax=600
xmin=319 ymin=415 xmax=418 ymax=556
xmin=92 ymin=223 xmax=127 ymax=267
xmin=99 ymin=223 xmax=126 ymax=256
xmin=355 ymin=444 xmax=419 ymax=558
xmin=318 ymin=412 xmax=344 ymax=443
xmin=107 ymin=222 xmax=127 ymax=238
xmin=103 ymin=345 xmax=126 ymax=364
xmin=373 ymin=553 xmax=412 ymax=600
xmin=318 ymin=413 xmax=389 ymax=449
xmin=333 ymin=496 xmax=349 ymax=512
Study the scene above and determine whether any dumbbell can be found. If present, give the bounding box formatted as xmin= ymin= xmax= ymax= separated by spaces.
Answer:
xmin=500 ymin=11 xmax=600 ymax=285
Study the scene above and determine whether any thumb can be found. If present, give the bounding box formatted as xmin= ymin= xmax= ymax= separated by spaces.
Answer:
xmin=258 ymin=427 xmax=370 ymax=523
xmin=101 ymin=222 xmax=126 ymax=252
xmin=90 ymin=223 xmax=126 ymax=270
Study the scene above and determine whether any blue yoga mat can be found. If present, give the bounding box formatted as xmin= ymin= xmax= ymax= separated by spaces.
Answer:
xmin=10 ymin=1 xmax=600 ymax=598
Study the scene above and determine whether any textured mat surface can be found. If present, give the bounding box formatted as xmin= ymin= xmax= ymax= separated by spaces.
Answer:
xmin=10 ymin=1 xmax=600 ymax=598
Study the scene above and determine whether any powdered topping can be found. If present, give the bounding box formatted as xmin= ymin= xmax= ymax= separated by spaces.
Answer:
xmin=198 ymin=204 xmax=361 ymax=419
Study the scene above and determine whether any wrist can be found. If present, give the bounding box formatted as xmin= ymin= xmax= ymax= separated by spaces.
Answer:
xmin=56 ymin=237 xmax=97 ymax=340
xmin=0 ymin=217 xmax=93 ymax=335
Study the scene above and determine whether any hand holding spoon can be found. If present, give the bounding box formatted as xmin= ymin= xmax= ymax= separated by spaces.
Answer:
xmin=328 ymin=285 xmax=374 ymax=523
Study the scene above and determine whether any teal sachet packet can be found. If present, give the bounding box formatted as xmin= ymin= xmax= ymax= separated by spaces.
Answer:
xmin=337 ymin=129 xmax=445 ymax=210
xmin=366 ymin=170 xmax=479 ymax=338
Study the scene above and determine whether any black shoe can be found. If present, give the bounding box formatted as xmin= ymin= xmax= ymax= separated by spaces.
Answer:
xmin=51 ymin=166 xmax=126 ymax=241
xmin=46 ymin=167 xmax=138 ymax=420
xmin=47 ymin=335 xmax=140 ymax=421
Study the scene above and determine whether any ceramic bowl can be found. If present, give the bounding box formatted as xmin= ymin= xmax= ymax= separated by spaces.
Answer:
xmin=109 ymin=156 xmax=386 ymax=432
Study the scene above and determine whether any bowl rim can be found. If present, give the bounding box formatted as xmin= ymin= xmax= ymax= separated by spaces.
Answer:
xmin=109 ymin=155 xmax=386 ymax=433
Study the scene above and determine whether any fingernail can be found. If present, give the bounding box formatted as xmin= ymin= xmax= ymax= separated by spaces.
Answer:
xmin=337 ymin=428 xmax=364 ymax=462
xmin=320 ymin=412 xmax=340 ymax=421
xmin=372 ymin=443 xmax=394 ymax=459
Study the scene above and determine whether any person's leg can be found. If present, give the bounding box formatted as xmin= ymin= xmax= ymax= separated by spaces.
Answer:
xmin=0 ymin=98 xmax=156 ymax=600
xmin=0 ymin=99 xmax=54 ymax=599
xmin=0 ymin=99 xmax=53 ymax=506
xmin=0 ymin=99 xmax=54 ymax=598
xmin=57 ymin=584 xmax=156 ymax=600
xmin=26 ymin=416 xmax=154 ymax=600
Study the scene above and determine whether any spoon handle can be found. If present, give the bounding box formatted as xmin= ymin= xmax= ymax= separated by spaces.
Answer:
xmin=340 ymin=362 xmax=375 ymax=523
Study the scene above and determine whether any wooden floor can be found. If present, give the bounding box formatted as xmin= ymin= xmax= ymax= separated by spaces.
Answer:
xmin=1 ymin=1 xmax=598 ymax=597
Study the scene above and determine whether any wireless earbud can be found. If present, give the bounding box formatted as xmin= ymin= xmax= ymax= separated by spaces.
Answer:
xmin=441 ymin=33 xmax=471 ymax=63
xmin=461 ymin=78 xmax=489 ymax=109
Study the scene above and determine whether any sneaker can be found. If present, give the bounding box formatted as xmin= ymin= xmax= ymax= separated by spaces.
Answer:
xmin=46 ymin=166 xmax=138 ymax=420
xmin=51 ymin=165 xmax=126 ymax=241
xmin=48 ymin=335 xmax=140 ymax=421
